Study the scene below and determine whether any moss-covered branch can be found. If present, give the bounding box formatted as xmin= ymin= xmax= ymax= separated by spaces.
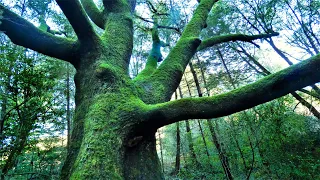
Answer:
xmin=197 ymin=32 xmax=279 ymax=51
xmin=103 ymin=0 xmax=131 ymax=13
xmin=146 ymin=54 xmax=320 ymax=128
xmin=101 ymin=1 xmax=133 ymax=71
xmin=237 ymin=44 xmax=320 ymax=118
xmin=56 ymin=0 xmax=98 ymax=42
xmin=0 ymin=4 xmax=78 ymax=63
xmin=135 ymin=26 xmax=168 ymax=80
xmin=80 ymin=0 xmax=106 ymax=29
xmin=145 ymin=0 xmax=219 ymax=96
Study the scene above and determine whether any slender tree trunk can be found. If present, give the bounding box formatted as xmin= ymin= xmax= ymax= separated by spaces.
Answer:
xmin=191 ymin=56 xmax=233 ymax=179
xmin=178 ymin=86 xmax=199 ymax=167
xmin=246 ymin=133 xmax=255 ymax=180
xmin=229 ymin=119 xmax=248 ymax=171
xmin=0 ymin=78 xmax=9 ymax=137
xmin=311 ymin=85 xmax=320 ymax=96
xmin=207 ymin=121 xmax=233 ymax=180
xmin=174 ymin=122 xmax=181 ymax=175
xmin=245 ymin=111 xmax=278 ymax=179
xmin=1 ymin=46 xmax=32 ymax=179
xmin=0 ymin=56 xmax=6 ymax=180
xmin=184 ymin=120 xmax=199 ymax=166
xmin=189 ymin=62 xmax=202 ymax=97
xmin=188 ymin=62 xmax=215 ymax=170
xmin=195 ymin=54 xmax=210 ymax=96
xmin=174 ymin=91 xmax=181 ymax=175
xmin=197 ymin=120 xmax=211 ymax=160
xmin=217 ymin=48 xmax=258 ymax=178
xmin=66 ymin=63 xmax=71 ymax=148
xmin=157 ymin=129 xmax=165 ymax=174
xmin=183 ymin=73 xmax=211 ymax=160
xmin=0 ymin=53 xmax=14 ymax=139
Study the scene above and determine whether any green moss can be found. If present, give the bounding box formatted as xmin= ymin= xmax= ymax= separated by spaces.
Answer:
xmin=38 ymin=19 xmax=49 ymax=32
xmin=181 ymin=0 xmax=214 ymax=37
xmin=69 ymin=84 xmax=150 ymax=179
xmin=104 ymin=0 xmax=131 ymax=13
xmin=71 ymin=95 xmax=124 ymax=179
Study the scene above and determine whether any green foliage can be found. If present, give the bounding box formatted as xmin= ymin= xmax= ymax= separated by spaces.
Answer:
xmin=0 ymin=40 xmax=71 ymax=178
xmin=159 ymin=96 xmax=320 ymax=179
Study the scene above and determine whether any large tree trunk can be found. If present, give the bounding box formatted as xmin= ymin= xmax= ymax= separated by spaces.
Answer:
xmin=60 ymin=52 xmax=164 ymax=179
xmin=61 ymin=86 xmax=164 ymax=179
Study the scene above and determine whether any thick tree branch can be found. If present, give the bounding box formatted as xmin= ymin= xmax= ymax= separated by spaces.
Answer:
xmin=101 ymin=1 xmax=133 ymax=71
xmin=134 ymin=26 xmax=163 ymax=80
xmin=55 ymin=0 xmax=98 ymax=42
xmin=146 ymin=54 xmax=320 ymax=128
xmin=103 ymin=0 xmax=131 ymax=13
xmin=80 ymin=0 xmax=106 ymax=29
xmin=236 ymin=44 xmax=320 ymax=118
xmin=197 ymin=32 xmax=279 ymax=52
xmin=145 ymin=0 xmax=219 ymax=98
xmin=0 ymin=4 xmax=78 ymax=63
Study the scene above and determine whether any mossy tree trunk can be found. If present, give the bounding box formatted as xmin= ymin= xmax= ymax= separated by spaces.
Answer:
xmin=1 ymin=0 xmax=320 ymax=179
xmin=59 ymin=45 xmax=165 ymax=179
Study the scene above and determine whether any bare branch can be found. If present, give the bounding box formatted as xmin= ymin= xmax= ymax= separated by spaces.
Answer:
xmin=80 ymin=0 xmax=106 ymax=29
xmin=0 ymin=4 xmax=78 ymax=63
xmin=135 ymin=14 xmax=180 ymax=32
xmin=299 ymin=89 xmax=320 ymax=100
xmin=146 ymin=54 xmax=320 ymax=128
xmin=291 ymin=92 xmax=320 ymax=119
xmin=145 ymin=0 xmax=169 ymax=16
xmin=56 ymin=0 xmax=98 ymax=42
xmin=197 ymin=32 xmax=279 ymax=52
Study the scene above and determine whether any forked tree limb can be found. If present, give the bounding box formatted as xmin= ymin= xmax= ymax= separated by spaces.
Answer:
xmin=146 ymin=54 xmax=320 ymax=128
xmin=80 ymin=0 xmax=106 ymax=29
xmin=56 ymin=0 xmax=98 ymax=42
xmin=149 ymin=0 xmax=219 ymax=95
xmin=0 ymin=4 xmax=78 ymax=63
